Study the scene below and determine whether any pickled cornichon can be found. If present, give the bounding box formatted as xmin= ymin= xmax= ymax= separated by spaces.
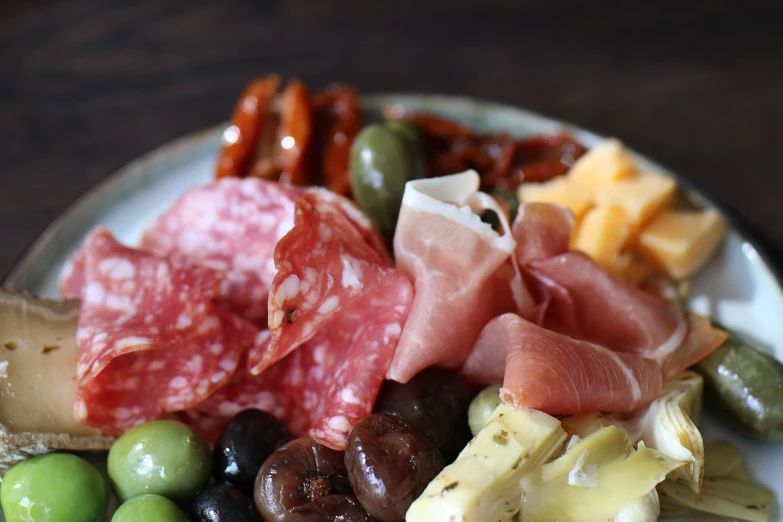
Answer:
xmin=696 ymin=324 xmax=783 ymax=441
xmin=348 ymin=121 xmax=425 ymax=239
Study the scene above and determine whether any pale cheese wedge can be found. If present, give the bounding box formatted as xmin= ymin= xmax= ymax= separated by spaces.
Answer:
xmin=568 ymin=138 xmax=637 ymax=191
xmin=572 ymin=204 xmax=632 ymax=271
xmin=637 ymin=209 xmax=727 ymax=280
xmin=594 ymin=174 xmax=677 ymax=230
xmin=517 ymin=177 xmax=593 ymax=220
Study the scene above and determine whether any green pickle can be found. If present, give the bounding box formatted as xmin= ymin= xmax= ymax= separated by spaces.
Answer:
xmin=0 ymin=453 xmax=108 ymax=522
xmin=111 ymin=494 xmax=188 ymax=522
xmin=348 ymin=121 xmax=425 ymax=239
xmin=696 ymin=324 xmax=783 ymax=441
xmin=108 ymin=419 xmax=211 ymax=503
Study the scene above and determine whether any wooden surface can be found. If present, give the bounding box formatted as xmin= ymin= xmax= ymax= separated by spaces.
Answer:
xmin=1 ymin=0 xmax=782 ymax=280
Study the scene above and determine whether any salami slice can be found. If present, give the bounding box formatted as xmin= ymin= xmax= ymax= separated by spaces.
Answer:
xmin=200 ymin=320 xmax=410 ymax=450
xmin=196 ymin=192 xmax=413 ymax=449
xmin=60 ymin=228 xmax=257 ymax=435
xmin=140 ymin=178 xmax=301 ymax=323
xmin=251 ymin=193 xmax=410 ymax=376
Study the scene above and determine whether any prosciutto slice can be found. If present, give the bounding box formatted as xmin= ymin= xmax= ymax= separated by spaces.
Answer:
xmin=512 ymin=202 xmax=574 ymax=265
xmin=527 ymin=252 xmax=688 ymax=359
xmin=510 ymin=202 xmax=689 ymax=360
xmin=387 ymin=171 xmax=534 ymax=383
xmin=59 ymin=228 xmax=256 ymax=435
xmin=462 ymin=314 xmax=663 ymax=414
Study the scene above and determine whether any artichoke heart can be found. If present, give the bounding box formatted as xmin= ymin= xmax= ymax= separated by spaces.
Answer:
xmin=521 ymin=429 xmax=684 ymax=522
xmin=658 ymin=440 xmax=771 ymax=522
xmin=658 ymin=477 xmax=773 ymax=522
xmin=612 ymin=490 xmax=661 ymax=522
xmin=614 ymin=371 xmax=704 ymax=492
xmin=405 ymin=404 xmax=566 ymax=522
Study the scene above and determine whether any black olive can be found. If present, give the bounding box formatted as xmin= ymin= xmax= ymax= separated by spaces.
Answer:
xmin=192 ymin=483 xmax=262 ymax=522
xmin=345 ymin=414 xmax=444 ymax=521
xmin=374 ymin=367 xmax=475 ymax=462
xmin=254 ymin=437 xmax=374 ymax=522
xmin=213 ymin=409 xmax=290 ymax=495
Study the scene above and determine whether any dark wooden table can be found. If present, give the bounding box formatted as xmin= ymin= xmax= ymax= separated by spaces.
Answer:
xmin=2 ymin=0 xmax=782 ymax=280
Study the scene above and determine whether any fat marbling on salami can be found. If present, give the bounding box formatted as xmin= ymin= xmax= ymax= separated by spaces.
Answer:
xmin=140 ymin=178 xmax=301 ymax=323
xmin=59 ymin=227 xmax=258 ymax=435
xmin=217 ymin=193 xmax=414 ymax=449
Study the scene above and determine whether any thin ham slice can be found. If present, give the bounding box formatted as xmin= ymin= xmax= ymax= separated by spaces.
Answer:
xmin=510 ymin=202 xmax=689 ymax=360
xmin=462 ymin=313 xmax=663 ymax=414
xmin=59 ymin=228 xmax=256 ymax=435
xmin=527 ymin=252 xmax=688 ymax=359
xmin=512 ymin=202 xmax=574 ymax=265
xmin=387 ymin=171 xmax=534 ymax=383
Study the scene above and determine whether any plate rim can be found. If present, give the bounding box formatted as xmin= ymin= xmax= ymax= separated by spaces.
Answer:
xmin=5 ymin=92 xmax=783 ymax=293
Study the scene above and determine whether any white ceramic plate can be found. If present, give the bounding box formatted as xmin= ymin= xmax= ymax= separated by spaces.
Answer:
xmin=4 ymin=94 xmax=782 ymax=521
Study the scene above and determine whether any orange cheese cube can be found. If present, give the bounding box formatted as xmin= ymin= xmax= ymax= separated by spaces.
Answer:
xmin=593 ymin=174 xmax=677 ymax=229
xmin=637 ymin=209 xmax=727 ymax=280
xmin=568 ymin=138 xmax=637 ymax=190
xmin=517 ymin=178 xmax=593 ymax=220
xmin=572 ymin=205 xmax=632 ymax=270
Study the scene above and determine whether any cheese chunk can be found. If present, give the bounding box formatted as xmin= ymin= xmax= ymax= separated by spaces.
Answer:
xmin=0 ymin=289 xmax=112 ymax=475
xmin=572 ymin=205 xmax=632 ymax=270
xmin=517 ymin=177 xmax=593 ymax=220
xmin=0 ymin=295 xmax=96 ymax=436
xmin=594 ymin=174 xmax=677 ymax=229
xmin=568 ymin=138 xmax=637 ymax=190
xmin=637 ymin=209 xmax=727 ymax=280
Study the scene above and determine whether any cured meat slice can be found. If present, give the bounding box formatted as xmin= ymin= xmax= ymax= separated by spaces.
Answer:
xmin=527 ymin=251 xmax=688 ymax=359
xmin=462 ymin=314 xmax=662 ymax=414
xmin=232 ymin=192 xmax=411 ymax=449
xmin=510 ymin=202 xmax=687 ymax=359
xmin=660 ymin=314 xmax=727 ymax=378
xmin=205 ymin=320 xmax=407 ymax=450
xmin=140 ymin=178 xmax=301 ymax=322
xmin=140 ymin=179 xmax=390 ymax=324
xmin=304 ymin=186 xmax=392 ymax=263
xmin=387 ymin=171 xmax=535 ymax=383
xmin=512 ymin=202 xmax=573 ymax=265
xmin=59 ymin=228 xmax=256 ymax=435
xmin=251 ymin=193 xmax=410 ymax=376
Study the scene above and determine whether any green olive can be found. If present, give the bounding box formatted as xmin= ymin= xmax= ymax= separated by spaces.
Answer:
xmin=383 ymin=118 xmax=421 ymax=147
xmin=468 ymin=384 xmax=503 ymax=436
xmin=349 ymin=123 xmax=425 ymax=238
xmin=0 ymin=453 xmax=108 ymax=522
xmin=107 ymin=420 xmax=211 ymax=503
xmin=111 ymin=494 xmax=188 ymax=522
xmin=696 ymin=324 xmax=783 ymax=441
